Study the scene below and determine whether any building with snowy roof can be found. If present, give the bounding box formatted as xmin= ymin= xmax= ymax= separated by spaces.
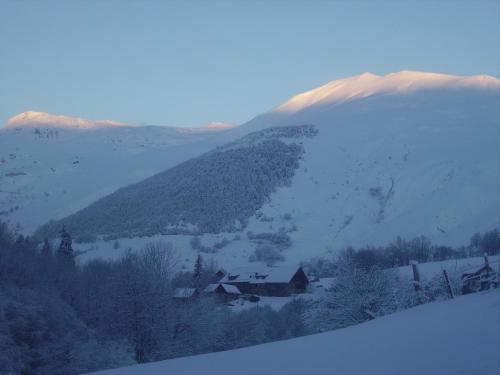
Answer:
xmin=204 ymin=283 xmax=242 ymax=303
xmin=215 ymin=265 xmax=309 ymax=297
xmin=461 ymin=263 xmax=497 ymax=294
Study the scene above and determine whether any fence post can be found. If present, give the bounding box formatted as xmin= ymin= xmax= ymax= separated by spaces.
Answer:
xmin=411 ymin=261 xmax=421 ymax=292
xmin=442 ymin=269 xmax=454 ymax=299
xmin=411 ymin=260 xmax=423 ymax=304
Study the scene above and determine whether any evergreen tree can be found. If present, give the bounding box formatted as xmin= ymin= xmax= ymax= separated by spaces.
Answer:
xmin=13 ymin=234 xmax=25 ymax=252
xmin=42 ymin=238 xmax=52 ymax=257
xmin=0 ymin=221 xmax=12 ymax=250
xmin=57 ymin=226 xmax=74 ymax=266
xmin=193 ymin=254 xmax=203 ymax=288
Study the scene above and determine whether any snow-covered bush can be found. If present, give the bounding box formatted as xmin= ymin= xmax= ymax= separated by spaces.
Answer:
xmin=307 ymin=260 xmax=397 ymax=332
xmin=213 ymin=237 xmax=231 ymax=250
xmin=249 ymin=244 xmax=285 ymax=265
xmin=300 ymin=257 xmax=337 ymax=278
xmin=190 ymin=236 xmax=202 ymax=250
xmin=70 ymin=338 xmax=135 ymax=374
xmin=251 ymin=231 xmax=292 ymax=250
xmin=190 ymin=236 xmax=217 ymax=253
xmin=0 ymin=286 xmax=129 ymax=375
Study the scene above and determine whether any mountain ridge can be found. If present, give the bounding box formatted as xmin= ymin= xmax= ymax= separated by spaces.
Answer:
xmin=4 ymin=111 xmax=131 ymax=130
xmin=3 ymin=111 xmax=237 ymax=133
xmin=273 ymin=70 xmax=500 ymax=114
xmin=1 ymin=70 xmax=499 ymax=267
xmin=5 ymin=71 xmax=498 ymax=132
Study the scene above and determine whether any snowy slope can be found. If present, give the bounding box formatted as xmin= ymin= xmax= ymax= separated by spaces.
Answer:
xmin=236 ymin=70 xmax=500 ymax=260
xmin=0 ymin=112 xmax=235 ymax=232
xmin=89 ymin=290 xmax=500 ymax=375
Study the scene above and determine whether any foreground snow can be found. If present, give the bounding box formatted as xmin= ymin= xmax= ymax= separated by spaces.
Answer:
xmin=89 ymin=291 xmax=500 ymax=375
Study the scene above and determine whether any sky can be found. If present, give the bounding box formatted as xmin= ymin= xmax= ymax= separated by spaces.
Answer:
xmin=0 ymin=0 xmax=499 ymax=128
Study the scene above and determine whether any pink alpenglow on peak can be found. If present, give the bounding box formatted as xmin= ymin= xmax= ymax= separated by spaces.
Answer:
xmin=178 ymin=121 xmax=237 ymax=133
xmin=275 ymin=70 xmax=500 ymax=114
xmin=4 ymin=111 xmax=131 ymax=130
xmin=203 ymin=121 xmax=236 ymax=130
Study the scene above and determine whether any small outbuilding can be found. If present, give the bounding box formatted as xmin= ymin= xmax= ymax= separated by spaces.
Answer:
xmin=204 ymin=283 xmax=242 ymax=303
xmin=461 ymin=264 xmax=497 ymax=294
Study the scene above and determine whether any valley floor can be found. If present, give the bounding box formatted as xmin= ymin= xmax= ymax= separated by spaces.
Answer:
xmin=89 ymin=290 xmax=500 ymax=375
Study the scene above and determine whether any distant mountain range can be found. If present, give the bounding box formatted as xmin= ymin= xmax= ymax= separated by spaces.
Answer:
xmin=4 ymin=111 xmax=130 ymax=130
xmin=2 ymin=71 xmax=499 ymax=267
xmin=0 ymin=112 xmax=234 ymax=232
xmin=4 ymin=110 xmax=236 ymax=132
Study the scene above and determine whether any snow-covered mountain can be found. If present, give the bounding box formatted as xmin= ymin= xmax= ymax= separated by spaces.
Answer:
xmin=275 ymin=71 xmax=499 ymax=113
xmin=224 ymin=70 xmax=500 ymax=264
xmin=0 ymin=112 xmax=236 ymax=232
xmin=200 ymin=121 xmax=236 ymax=131
xmin=3 ymin=71 xmax=500 ymax=268
xmin=242 ymin=70 xmax=500 ymax=131
xmin=4 ymin=111 xmax=130 ymax=130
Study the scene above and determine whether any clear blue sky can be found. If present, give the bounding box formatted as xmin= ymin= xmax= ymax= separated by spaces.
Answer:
xmin=1 ymin=0 xmax=499 ymax=127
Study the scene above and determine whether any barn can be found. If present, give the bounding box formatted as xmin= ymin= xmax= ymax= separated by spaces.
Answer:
xmin=215 ymin=266 xmax=309 ymax=297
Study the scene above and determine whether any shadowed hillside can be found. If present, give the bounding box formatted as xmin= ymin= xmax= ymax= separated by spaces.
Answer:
xmin=35 ymin=126 xmax=317 ymax=241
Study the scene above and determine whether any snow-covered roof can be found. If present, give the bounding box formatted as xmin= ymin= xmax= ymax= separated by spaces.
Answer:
xmin=219 ymin=266 xmax=305 ymax=284
xmin=204 ymin=284 xmax=219 ymax=293
xmin=174 ymin=288 xmax=197 ymax=298
xmin=220 ymin=283 xmax=241 ymax=294
xmin=204 ymin=283 xmax=241 ymax=295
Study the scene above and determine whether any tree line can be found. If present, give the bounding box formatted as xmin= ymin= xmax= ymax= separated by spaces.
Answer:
xmin=0 ymin=222 xmax=306 ymax=374
xmin=302 ymin=230 xmax=499 ymax=278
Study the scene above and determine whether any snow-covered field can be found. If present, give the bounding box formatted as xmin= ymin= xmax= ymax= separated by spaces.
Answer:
xmin=89 ymin=290 xmax=500 ymax=375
